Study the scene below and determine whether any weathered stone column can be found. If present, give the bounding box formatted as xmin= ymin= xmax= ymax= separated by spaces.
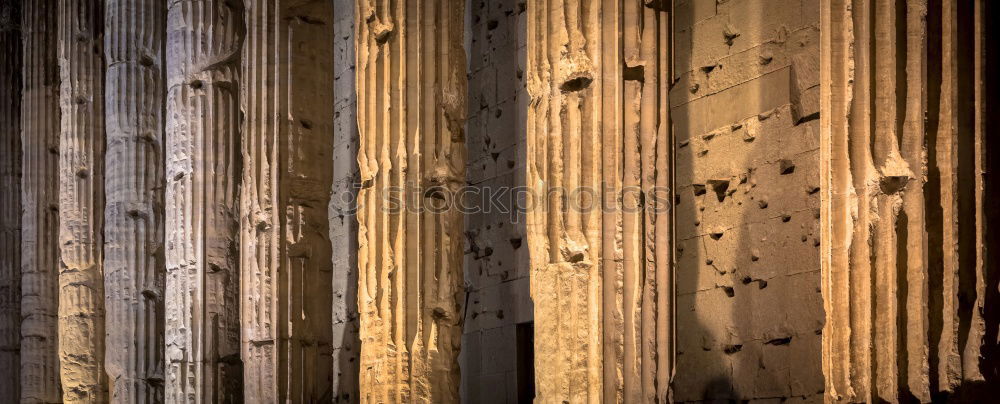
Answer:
xmin=354 ymin=0 xmax=467 ymax=402
xmin=19 ymin=1 xmax=62 ymax=401
xmin=239 ymin=0 xmax=333 ymax=402
xmin=820 ymin=0 xmax=992 ymax=401
xmin=0 ymin=0 xmax=22 ymax=401
xmin=103 ymin=0 xmax=166 ymax=402
xmin=57 ymin=0 xmax=107 ymax=401
xmin=331 ymin=0 xmax=360 ymax=400
xmin=165 ymin=0 xmax=244 ymax=401
xmin=525 ymin=1 xmax=672 ymax=402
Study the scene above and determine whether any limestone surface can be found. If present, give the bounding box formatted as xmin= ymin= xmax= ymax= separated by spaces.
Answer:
xmin=57 ymin=0 xmax=107 ymax=401
xmin=18 ymin=1 xmax=62 ymax=401
xmin=354 ymin=0 xmax=468 ymax=402
xmin=103 ymin=0 xmax=166 ymax=402
xmin=525 ymin=1 xmax=673 ymax=402
xmin=165 ymin=0 xmax=244 ymax=401
xmin=239 ymin=0 xmax=334 ymax=401
xmin=821 ymin=0 xmax=994 ymax=401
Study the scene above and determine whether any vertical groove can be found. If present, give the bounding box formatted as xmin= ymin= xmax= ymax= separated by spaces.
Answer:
xmin=355 ymin=0 xmax=467 ymax=402
xmin=0 ymin=0 xmax=22 ymax=401
xmin=239 ymin=0 xmax=334 ymax=402
xmin=18 ymin=0 xmax=62 ymax=401
xmin=104 ymin=0 xmax=167 ymax=402
xmin=57 ymin=0 xmax=107 ymax=402
xmin=527 ymin=0 xmax=671 ymax=402
xmin=165 ymin=0 xmax=244 ymax=402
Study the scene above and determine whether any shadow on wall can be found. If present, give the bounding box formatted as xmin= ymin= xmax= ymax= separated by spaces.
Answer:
xmin=671 ymin=0 xmax=824 ymax=401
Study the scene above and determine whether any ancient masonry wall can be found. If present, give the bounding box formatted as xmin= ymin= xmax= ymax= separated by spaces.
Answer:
xmin=821 ymin=0 xmax=998 ymax=401
xmin=0 ymin=0 xmax=21 ymax=401
xmin=460 ymin=0 xmax=533 ymax=403
xmin=57 ymin=0 xmax=108 ymax=401
xmin=164 ymin=0 xmax=243 ymax=401
xmin=19 ymin=1 xmax=63 ymax=401
xmin=330 ymin=0 xmax=361 ymax=400
xmin=239 ymin=0 xmax=334 ymax=401
xmin=670 ymin=0 xmax=824 ymax=401
xmin=354 ymin=0 xmax=468 ymax=401
xmin=102 ymin=0 xmax=166 ymax=401
xmin=525 ymin=1 xmax=673 ymax=402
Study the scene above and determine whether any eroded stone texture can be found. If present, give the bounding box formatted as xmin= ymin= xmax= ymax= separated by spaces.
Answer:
xmin=57 ymin=0 xmax=107 ymax=401
xmin=525 ymin=1 xmax=672 ymax=402
xmin=821 ymin=0 xmax=994 ymax=401
xmin=165 ymin=0 xmax=243 ymax=401
xmin=239 ymin=0 xmax=333 ymax=401
xmin=103 ymin=0 xmax=166 ymax=402
xmin=330 ymin=0 xmax=360 ymax=400
xmin=355 ymin=1 xmax=467 ymax=402
xmin=19 ymin=1 xmax=62 ymax=401
xmin=0 ymin=0 xmax=22 ymax=401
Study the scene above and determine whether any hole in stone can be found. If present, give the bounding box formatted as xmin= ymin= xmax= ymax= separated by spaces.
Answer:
xmin=710 ymin=231 xmax=724 ymax=240
xmin=189 ymin=80 xmax=203 ymax=90
xmin=509 ymin=237 xmax=522 ymax=249
xmin=766 ymin=336 xmax=792 ymax=345
xmin=76 ymin=168 xmax=89 ymax=179
xmin=692 ymin=184 xmax=706 ymax=196
xmin=141 ymin=290 xmax=158 ymax=300
xmin=208 ymin=263 xmax=222 ymax=273
xmin=781 ymin=214 xmax=792 ymax=223
xmin=487 ymin=19 xmax=499 ymax=30
xmin=758 ymin=280 xmax=768 ymax=289
xmin=139 ymin=55 xmax=154 ymax=67
xmin=779 ymin=159 xmax=796 ymax=175
xmin=173 ymin=172 xmax=185 ymax=181
xmin=722 ymin=286 xmax=735 ymax=297
xmin=623 ymin=64 xmax=645 ymax=82
xmin=75 ymin=96 xmax=87 ymax=105
xmin=879 ymin=175 xmax=909 ymax=194
xmin=559 ymin=76 xmax=593 ymax=92
xmin=707 ymin=179 xmax=730 ymax=202
xmin=741 ymin=276 xmax=753 ymax=285
xmin=723 ymin=344 xmax=742 ymax=354
xmin=758 ymin=200 xmax=768 ymax=209
xmin=300 ymin=119 xmax=313 ymax=130
xmin=496 ymin=310 xmax=504 ymax=319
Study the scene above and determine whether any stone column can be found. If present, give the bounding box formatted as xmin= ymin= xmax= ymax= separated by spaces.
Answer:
xmin=0 ymin=0 xmax=22 ymax=401
xmin=238 ymin=0 xmax=333 ymax=402
xmin=525 ymin=1 xmax=672 ymax=402
xmin=331 ymin=0 xmax=360 ymax=400
xmin=57 ymin=0 xmax=107 ymax=401
xmin=354 ymin=0 xmax=467 ymax=402
xmin=165 ymin=0 xmax=244 ymax=401
xmin=820 ymin=0 xmax=991 ymax=401
xmin=103 ymin=0 xmax=166 ymax=402
xmin=19 ymin=1 xmax=62 ymax=401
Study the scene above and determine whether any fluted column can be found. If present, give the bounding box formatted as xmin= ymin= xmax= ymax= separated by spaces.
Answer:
xmin=57 ymin=0 xmax=107 ymax=401
xmin=820 ymin=0 xmax=992 ymax=401
xmin=0 ymin=0 xmax=22 ymax=401
xmin=104 ymin=0 xmax=166 ymax=402
xmin=239 ymin=0 xmax=333 ymax=402
xmin=525 ymin=1 xmax=672 ymax=402
xmin=164 ymin=0 xmax=244 ymax=402
xmin=355 ymin=1 xmax=467 ymax=402
xmin=19 ymin=1 xmax=62 ymax=401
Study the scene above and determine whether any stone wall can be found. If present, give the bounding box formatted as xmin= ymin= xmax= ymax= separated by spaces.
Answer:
xmin=671 ymin=0 xmax=824 ymax=401
xmin=460 ymin=0 xmax=533 ymax=402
